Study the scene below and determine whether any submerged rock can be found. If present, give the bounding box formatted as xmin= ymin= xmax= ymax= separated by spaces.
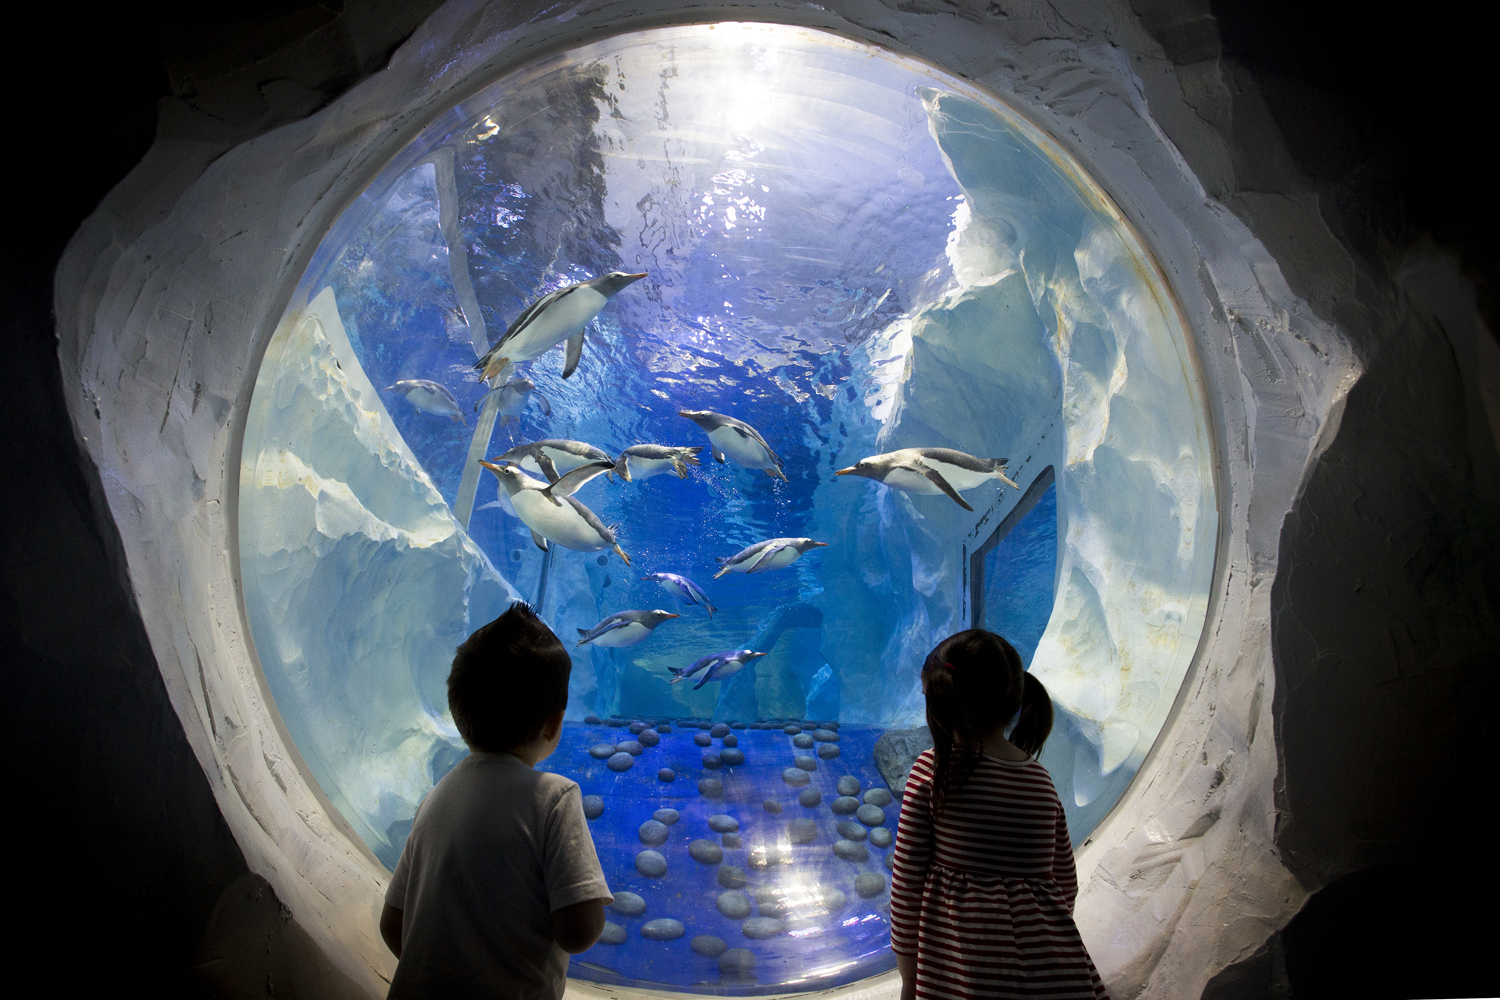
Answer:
xmin=653 ymin=808 xmax=680 ymax=825
xmin=870 ymin=827 xmax=893 ymax=848
xmin=781 ymin=768 xmax=810 ymax=787
xmin=787 ymin=818 xmax=819 ymax=844
xmin=885 ymin=851 xmax=896 ymax=871
xmin=782 ymin=725 xmax=802 ymax=735
xmin=722 ymin=734 xmax=738 ymax=747
xmin=584 ymin=715 xmax=603 ymax=725
xmin=873 ymin=726 xmax=934 ymax=796
xmin=837 ymin=776 xmax=862 ymax=796
xmin=857 ymin=803 xmax=887 ymax=826
xmin=837 ymin=820 xmax=868 ymax=842
xmin=638 ymin=730 xmax=660 ymax=747
xmin=708 ymin=814 xmax=740 ymax=833
xmin=863 ymin=788 xmax=893 ymax=807
xmin=742 ymin=917 xmax=785 ymax=939
xmin=719 ymin=948 xmax=756 ymax=974
xmin=855 ymin=873 xmax=888 ymax=899
xmin=658 ymin=767 xmax=676 ymax=782
xmin=629 ymin=722 xmax=647 ymax=734
xmin=722 ymin=832 xmax=742 ymax=849
xmin=756 ymin=887 xmax=787 ymax=918
xmin=721 ymin=748 xmax=745 ymax=766
xmin=821 ymin=889 xmax=848 ymax=912
xmin=599 ymin=922 xmax=627 ymax=944
xmin=717 ymin=864 xmax=747 ymax=889
xmin=610 ymin=892 xmax=646 ymax=915
xmin=656 ymin=723 xmax=672 ymax=733
xmin=812 ymin=728 xmax=839 ymax=742
xmin=794 ymin=755 xmax=817 ymax=771
xmin=698 ymin=778 xmax=724 ymax=798
xmin=641 ymin=918 xmax=685 ymax=941
xmin=689 ymin=839 xmax=724 ymax=864
xmin=702 ymin=752 xmax=723 ymax=769
xmin=694 ymin=733 xmax=712 ymax=747
xmin=817 ymin=744 xmax=841 ymax=759
xmin=639 ymin=820 xmax=669 ymax=846
xmin=792 ymin=734 xmax=814 ymax=749
xmin=692 ymin=934 xmax=729 ymax=957
xmin=607 ymin=752 xmax=634 ymax=772
xmin=589 ymin=743 xmax=616 ymax=759
xmin=582 ymin=795 xmax=604 ymax=819
xmin=730 ymin=722 xmax=746 ymax=729
xmin=616 ymin=740 xmax=644 ymax=756
xmin=635 ymin=850 xmax=668 ymax=877
xmin=762 ymin=799 xmax=782 ymax=814
xmin=710 ymin=723 xmax=731 ymax=738
xmin=833 ymin=840 xmax=869 ymax=862
xmin=798 ymin=788 xmax=822 ymax=807
xmin=717 ymin=891 xmax=751 ymax=919
xmin=830 ymin=796 xmax=860 ymax=815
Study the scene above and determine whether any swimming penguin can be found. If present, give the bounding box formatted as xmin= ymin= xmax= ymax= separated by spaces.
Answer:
xmin=499 ymin=439 xmax=613 ymax=484
xmin=576 ymin=609 xmax=680 ymax=648
xmin=386 ymin=380 xmax=467 ymax=425
xmin=678 ymin=410 xmax=786 ymax=480
xmin=835 ymin=447 xmax=1020 ymax=511
xmin=473 ymin=271 xmax=648 ymax=384
xmin=474 ymin=375 xmax=551 ymax=429
xmin=641 ymin=571 xmax=718 ymax=616
xmin=713 ymin=537 xmax=828 ymax=579
xmin=613 ymin=444 xmax=704 ymax=482
xmin=668 ymin=649 xmax=767 ymax=690
xmin=477 ymin=460 xmax=631 ymax=564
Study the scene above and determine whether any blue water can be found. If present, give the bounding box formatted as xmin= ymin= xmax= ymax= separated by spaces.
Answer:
xmin=983 ymin=485 xmax=1058 ymax=666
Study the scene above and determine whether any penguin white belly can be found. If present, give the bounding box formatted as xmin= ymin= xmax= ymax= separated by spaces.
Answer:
xmin=510 ymin=491 xmax=607 ymax=551
xmin=406 ymin=387 xmax=454 ymax=416
xmin=708 ymin=660 xmax=745 ymax=681
xmin=540 ymin=448 xmax=596 ymax=476
xmin=709 ymin=427 xmax=774 ymax=469
xmin=593 ymin=622 xmax=650 ymax=648
xmin=925 ymin=460 xmax=994 ymax=491
xmin=627 ymin=455 xmax=676 ymax=480
xmin=881 ymin=468 xmax=945 ymax=495
xmin=747 ymin=547 xmax=800 ymax=573
xmin=659 ymin=579 xmax=687 ymax=600
xmin=508 ymin=288 xmax=606 ymax=360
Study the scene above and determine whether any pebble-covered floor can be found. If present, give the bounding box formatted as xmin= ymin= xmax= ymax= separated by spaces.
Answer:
xmin=537 ymin=718 xmax=900 ymax=993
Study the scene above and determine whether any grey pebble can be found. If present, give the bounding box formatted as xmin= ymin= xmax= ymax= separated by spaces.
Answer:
xmin=762 ymin=799 xmax=782 ymax=814
xmin=756 ymin=887 xmax=787 ymax=918
xmin=855 ymin=873 xmax=888 ymax=899
xmin=722 ymin=832 xmax=742 ymax=849
xmin=694 ymin=733 xmax=712 ymax=747
xmin=629 ymin=722 xmax=647 ymax=734
xmin=589 ymin=743 xmax=616 ymax=760
xmin=798 ymin=788 xmax=822 ymax=808
xmin=692 ymin=934 xmax=728 ymax=957
xmin=794 ymin=756 xmax=818 ymax=772
xmin=781 ymin=768 xmax=810 ymax=787
xmin=689 ymin=839 xmax=724 ymax=864
xmin=863 ymin=788 xmax=893 ymax=807
xmin=720 ymin=948 xmax=756 ymax=974
xmin=639 ymin=820 xmax=669 ymax=846
xmin=582 ymin=795 xmax=604 ymax=820
xmin=818 ymin=744 xmax=841 ymax=759
xmin=607 ymin=752 xmax=634 ymax=772
xmin=730 ymin=722 xmax=746 ymax=729
xmin=812 ymin=728 xmax=840 ymax=742
xmin=635 ymin=850 xmax=668 ymax=877
xmin=653 ymin=808 xmax=680 ymax=825
xmin=717 ymin=865 xmax=747 ymax=890
xmin=870 ymin=827 xmax=893 ymax=848
xmin=616 ymin=740 xmax=644 ymax=756
xmin=721 ymin=748 xmax=745 ymax=766
xmin=886 ymin=851 xmax=896 ymax=870
xmin=749 ymin=845 xmax=791 ymax=869
xmin=837 ymin=820 xmax=868 ymax=842
xmin=710 ymin=723 xmax=731 ymax=738
xmin=641 ymin=918 xmax=685 ymax=941
xmin=658 ymin=768 xmax=676 ymax=782
xmin=822 ymin=889 xmax=848 ymax=912
xmin=837 ymin=776 xmax=862 ymax=796
xmin=702 ymin=752 xmax=722 ymax=769
xmin=708 ymin=814 xmax=740 ymax=833
xmin=742 ymin=917 xmax=785 ymax=940
xmin=782 ymin=725 xmax=802 ymax=735
xmin=610 ymin=892 xmax=646 ymax=915
xmin=698 ymin=778 xmax=724 ymax=798
xmin=638 ymin=730 xmax=660 ymax=747
xmin=857 ymin=804 xmax=887 ymax=826
xmin=830 ymin=796 xmax=860 ymax=815
xmin=584 ymin=715 xmax=602 ymax=725
xmin=787 ymin=817 xmax=819 ymax=844
xmin=833 ymin=840 xmax=869 ymax=862
xmin=717 ymin=891 xmax=751 ymax=919
xmin=599 ymin=922 xmax=626 ymax=944
xmin=722 ymin=734 xmax=738 ymax=747
xmin=656 ymin=723 xmax=672 ymax=733
xmin=792 ymin=733 xmax=814 ymax=749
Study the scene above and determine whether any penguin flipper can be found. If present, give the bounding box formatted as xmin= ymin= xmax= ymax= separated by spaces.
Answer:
xmin=530 ymin=530 xmax=549 ymax=552
xmin=674 ymin=459 xmax=689 ymax=478
xmin=903 ymin=463 xmax=973 ymax=511
xmin=547 ymin=460 xmax=616 ymax=499
xmin=476 ymin=501 xmax=504 ymax=511
xmin=534 ymin=391 xmax=552 ymax=417
xmin=745 ymin=543 xmax=790 ymax=574
xmin=712 ymin=448 xmax=726 ymax=463
xmin=537 ymin=454 xmax=561 ymax=484
xmin=562 ymin=330 xmax=585 ymax=379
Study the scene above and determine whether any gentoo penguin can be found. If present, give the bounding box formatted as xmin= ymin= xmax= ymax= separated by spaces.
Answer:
xmin=386 ymin=380 xmax=467 ymax=425
xmin=613 ymin=444 xmax=704 ymax=482
xmin=476 ymin=454 xmax=611 ymax=518
xmin=473 ymin=271 xmax=648 ymax=384
xmin=713 ymin=537 xmax=828 ymax=579
xmin=835 ymin=447 xmax=1019 ymax=511
xmin=668 ymin=649 xmax=766 ymax=690
xmin=474 ymin=375 xmax=550 ymax=428
xmin=641 ymin=571 xmax=718 ymax=616
xmin=499 ymin=439 xmax=613 ymax=485
xmin=678 ymin=410 xmax=786 ymax=480
xmin=576 ymin=609 xmax=680 ymax=648
xmin=477 ymin=460 xmax=631 ymax=564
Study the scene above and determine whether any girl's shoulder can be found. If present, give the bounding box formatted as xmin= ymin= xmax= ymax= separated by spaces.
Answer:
xmin=908 ymin=746 xmax=938 ymax=782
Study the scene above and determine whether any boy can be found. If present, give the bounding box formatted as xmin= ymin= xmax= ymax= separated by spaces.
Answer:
xmin=380 ymin=602 xmax=612 ymax=999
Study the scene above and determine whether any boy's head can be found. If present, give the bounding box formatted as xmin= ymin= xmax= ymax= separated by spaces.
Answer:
xmin=448 ymin=602 xmax=572 ymax=753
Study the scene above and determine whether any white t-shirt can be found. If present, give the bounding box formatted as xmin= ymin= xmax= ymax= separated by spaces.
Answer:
xmin=385 ymin=751 xmax=612 ymax=1000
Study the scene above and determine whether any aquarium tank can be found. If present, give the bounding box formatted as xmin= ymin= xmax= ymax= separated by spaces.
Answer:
xmin=238 ymin=22 xmax=1216 ymax=994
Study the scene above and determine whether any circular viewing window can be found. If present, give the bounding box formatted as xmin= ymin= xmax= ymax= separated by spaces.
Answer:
xmin=239 ymin=22 xmax=1216 ymax=994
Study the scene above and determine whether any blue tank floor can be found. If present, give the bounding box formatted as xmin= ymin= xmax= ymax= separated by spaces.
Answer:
xmin=539 ymin=720 xmax=899 ymax=993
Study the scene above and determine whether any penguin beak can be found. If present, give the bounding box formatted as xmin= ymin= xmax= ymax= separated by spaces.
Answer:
xmin=661 ymin=613 xmax=681 ymax=619
xmin=834 ymin=467 xmax=857 ymax=476
xmin=808 ymin=541 xmax=829 ymax=548
xmin=623 ymin=272 xmax=648 ymax=283
xmin=478 ymin=460 xmax=505 ymax=475
xmin=748 ymin=651 xmax=767 ymax=658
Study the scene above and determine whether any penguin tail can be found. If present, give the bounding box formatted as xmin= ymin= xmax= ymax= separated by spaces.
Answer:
xmin=713 ymin=567 xmax=730 ymax=580
xmin=995 ymin=465 xmax=1020 ymax=489
xmin=673 ymin=459 xmax=689 ymax=478
xmin=705 ymin=602 xmax=718 ymax=617
xmin=684 ymin=447 xmax=703 ymax=463
xmin=577 ymin=627 xmax=591 ymax=637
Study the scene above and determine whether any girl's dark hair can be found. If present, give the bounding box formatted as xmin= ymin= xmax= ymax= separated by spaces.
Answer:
xmin=921 ymin=629 xmax=1053 ymax=817
xmin=448 ymin=602 xmax=572 ymax=752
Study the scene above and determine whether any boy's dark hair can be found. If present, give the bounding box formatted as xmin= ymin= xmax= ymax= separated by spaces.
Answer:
xmin=921 ymin=629 xmax=1054 ymax=817
xmin=448 ymin=602 xmax=572 ymax=752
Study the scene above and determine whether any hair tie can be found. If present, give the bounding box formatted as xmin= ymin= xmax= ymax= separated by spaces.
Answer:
xmin=944 ymin=662 xmax=957 ymax=670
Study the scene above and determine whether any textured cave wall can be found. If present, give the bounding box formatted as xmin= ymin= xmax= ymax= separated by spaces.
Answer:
xmin=14 ymin=1 xmax=1495 ymax=999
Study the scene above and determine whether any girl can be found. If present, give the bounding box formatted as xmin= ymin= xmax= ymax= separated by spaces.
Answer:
xmin=890 ymin=630 xmax=1109 ymax=1000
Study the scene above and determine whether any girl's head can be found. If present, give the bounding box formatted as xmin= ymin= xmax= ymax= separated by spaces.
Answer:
xmin=921 ymin=629 xmax=1054 ymax=814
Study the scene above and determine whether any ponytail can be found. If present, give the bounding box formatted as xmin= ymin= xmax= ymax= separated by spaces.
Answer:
xmin=1008 ymin=672 xmax=1054 ymax=758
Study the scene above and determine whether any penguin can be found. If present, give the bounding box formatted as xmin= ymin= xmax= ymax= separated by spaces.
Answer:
xmin=678 ymin=410 xmax=786 ymax=480
xmin=641 ymin=571 xmax=718 ymax=616
xmin=473 ymin=271 xmax=648 ymax=384
xmin=476 ymin=460 xmax=631 ymax=564
xmin=576 ymin=609 xmax=680 ymax=648
xmin=835 ymin=447 xmax=1020 ymax=511
xmin=668 ymin=649 xmax=767 ymax=691
xmin=473 ymin=375 xmax=551 ymax=429
xmin=386 ymin=380 xmax=466 ymax=425
xmin=499 ymin=439 xmax=613 ymax=485
xmin=713 ymin=537 xmax=828 ymax=579
xmin=613 ymin=444 xmax=704 ymax=482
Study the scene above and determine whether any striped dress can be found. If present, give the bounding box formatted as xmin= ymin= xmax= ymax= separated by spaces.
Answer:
xmin=890 ymin=749 xmax=1108 ymax=999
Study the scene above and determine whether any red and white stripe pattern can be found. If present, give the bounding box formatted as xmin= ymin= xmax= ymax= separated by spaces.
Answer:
xmin=890 ymin=749 xmax=1109 ymax=999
